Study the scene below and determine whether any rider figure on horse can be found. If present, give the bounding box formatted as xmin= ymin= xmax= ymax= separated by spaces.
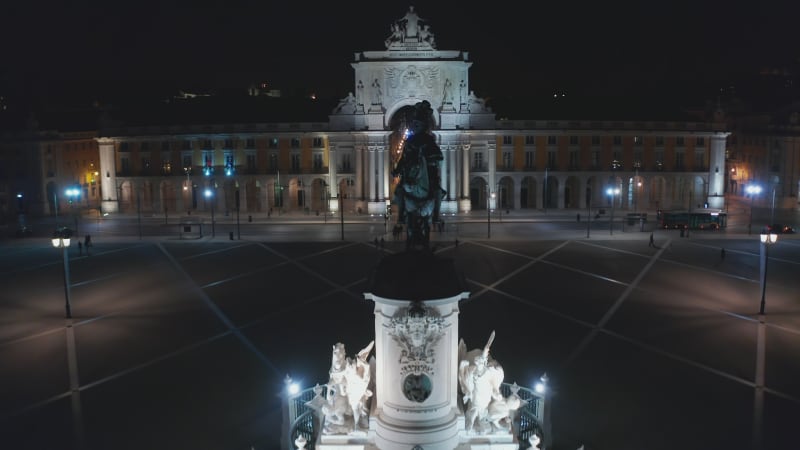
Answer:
xmin=392 ymin=101 xmax=445 ymax=246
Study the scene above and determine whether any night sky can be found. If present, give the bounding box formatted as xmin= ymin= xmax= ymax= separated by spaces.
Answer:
xmin=3 ymin=1 xmax=798 ymax=107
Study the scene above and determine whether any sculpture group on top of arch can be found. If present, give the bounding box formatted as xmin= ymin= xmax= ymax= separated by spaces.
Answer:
xmin=385 ymin=6 xmax=436 ymax=50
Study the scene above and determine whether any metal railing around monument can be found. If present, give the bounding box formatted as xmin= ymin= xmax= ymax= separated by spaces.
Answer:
xmin=282 ymin=381 xmax=549 ymax=450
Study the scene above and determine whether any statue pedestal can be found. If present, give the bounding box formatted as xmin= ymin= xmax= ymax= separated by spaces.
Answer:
xmin=458 ymin=198 xmax=472 ymax=214
xmin=365 ymin=251 xmax=470 ymax=450
xmin=101 ymin=200 xmax=119 ymax=214
xmin=440 ymin=200 xmax=458 ymax=215
xmin=367 ymin=201 xmax=387 ymax=216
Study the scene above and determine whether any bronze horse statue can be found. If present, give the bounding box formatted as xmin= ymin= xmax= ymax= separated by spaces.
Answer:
xmin=392 ymin=101 xmax=445 ymax=249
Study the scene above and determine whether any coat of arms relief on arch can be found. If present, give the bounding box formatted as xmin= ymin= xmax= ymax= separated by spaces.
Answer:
xmin=385 ymin=66 xmax=440 ymax=101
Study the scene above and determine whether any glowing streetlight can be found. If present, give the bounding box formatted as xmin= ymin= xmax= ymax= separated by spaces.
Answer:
xmin=759 ymin=232 xmax=778 ymax=315
xmin=204 ymin=188 xmax=215 ymax=238
xmin=606 ymin=186 xmax=620 ymax=235
xmin=51 ymin=227 xmax=73 ymax=318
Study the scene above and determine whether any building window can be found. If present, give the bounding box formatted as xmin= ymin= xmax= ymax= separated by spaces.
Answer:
xmin=591 ymin=136 xmax=600 ymax=146
xmin=141 ymin=142 xmax=150 ymax=151
xmin=161 ymin=141 xmax=170 ymax=151
xmin=525 ymin=135 xmax=535 ymax=146
xmin=246 ymin=138 xmax=256 ymax=149
xmin=633 ymin=136 xmax=643 ymax=146
xmin=655 ymin=136 xmax=664 ymax=146
xmin=569 ymin=149 xmax=579 ymax=168
xmin=547 ymin=150 xmax=556 ymax=168
xmin=502 ymin=151 xmax=512 ymax=169
xmin=269 ymin=138 xmax=279 ymax=149
xmin=676 ymin=136 xmax=685 ymax=147
xmin=313 ymin=153 xmax=323 ymax=171
xmin=675 ymin=151 xmax=685 ymax=169
xmin=591 ymin=149 xmax=600 ymax=168
xmin=269 ymin=153 xmax=278 ymax=171
xmin=341 ymin=153 xmax=352 ymax=171
xmin=312 ymin=137 xmax=324 ymax=148
xmin=473 ymin=152 xmax=484 ymax=170
xmin=183 ymin=140 xmax=193 ymax=150
xmin=246 ymin=153 xmax=256 ymax=171
xmin=695 ymin=151 xmax=705 ymax=170
xmin=291 ymin=138 xmax=301 ymax=148
xmin=502 ymin=135 xmax=513 ymax=145
xmin=525 ymin=150 xmax=535 ymax=169
xmin=141 ymin=157 xmax=151 ymax=174
xmin=224 ymin=139 xmax=233 ymax=149
xmin=569 ymin=136 xmax=578 ymax=146
xmin=182 ymin=153 xmax=192 ymax=170
xmin=634 ymin=150 xmax=643 ymax=167
xmin=121 ymin=157 xmax=131 ymax=174
xmin=290 ymin=153 xmax=301 ymax=171
xmin=204 ymin=139 xmax=213 ymax=149
xmin=120 ymin=142 xmax=129 ymax=151
xmin=224 ymin=152 xmax=235 ymax=175
xmin=613 ymin=136 xmax=622 ymax=146
xmin=161 ymin=161 xmax=172 ymax=175
xmin=547 ymin=136 xmax=557 ymax=146
xmin=696 ymin=137 xmax=705 ymax=146
xmin=203 ymin=151 xmax=214 ymax=175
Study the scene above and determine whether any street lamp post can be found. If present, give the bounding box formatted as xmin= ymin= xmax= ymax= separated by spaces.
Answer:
xmin=487 ymin=188 xmax=495 ymax=239
xmin=759 ymin=232 xmax=778 ymax=315
xmin=746 ymin=184 xmax=762 ymax=235
xmin=51 ymin=228 xmax=73 ymax=319
xmin=607 ymin=186 xmax=620 ymax=235
xmin=235 ymin=189 xmax=241 ymax=240
xmin=205 ymin=188 xmax=215 ymax=238
xmin=586 ymin=186 xmax=592 ymax=239
xmin=339 ymin=193 xmax=345 ymax=241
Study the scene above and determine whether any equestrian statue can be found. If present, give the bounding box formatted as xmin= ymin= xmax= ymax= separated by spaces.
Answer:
xmin=392 ymin=100 xmax=446 ymax=249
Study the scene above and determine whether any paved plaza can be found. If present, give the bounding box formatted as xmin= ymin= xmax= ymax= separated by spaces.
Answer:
xmin=0 ymin=224 xmax=799 ymax=450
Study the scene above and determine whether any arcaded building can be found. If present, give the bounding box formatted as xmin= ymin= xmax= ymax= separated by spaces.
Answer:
xmin=11 ymin=7 xmax=777 ymax=223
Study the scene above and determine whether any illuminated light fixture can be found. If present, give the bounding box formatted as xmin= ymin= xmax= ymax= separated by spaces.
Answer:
xmin=288 ymin=382 xmax=300 ymax=395
xmin=760 ymin=233 xmax=777 ymax=244
xmin=746 ymin=185 xmax=762 ymax=195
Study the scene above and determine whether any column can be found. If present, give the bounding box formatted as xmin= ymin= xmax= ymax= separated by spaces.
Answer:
xmin=369 ymin=146 xmax=377 ymax=201
xmin=487 ymin=142 xmax=497 ymax=195
xmin=461 ymin=144 xmax=470 ymax=199
xmin=440 ymin=144 xmax=449 ymax=199
xmin=449 ymin=145 xmax=458 ymax=199
xmin=355 ymin=145 xmax=364 ymax=200
xmin=329 ymin=144 xmax=339 ymax=198
xmin=98 ymin=138 xmax=119 ymax=213
xmin=707 ymin=133 xmax=729 ymax=209
xmin=379 ymin=145 xmax=387 ymax=200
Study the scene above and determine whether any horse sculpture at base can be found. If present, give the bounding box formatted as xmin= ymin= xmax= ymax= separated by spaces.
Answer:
xmin=392 ymin=100 xmax=445 ymax=250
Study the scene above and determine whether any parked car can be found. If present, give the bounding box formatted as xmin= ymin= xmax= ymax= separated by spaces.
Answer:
xmin=768 ymin=224 xmax=795 ymax=234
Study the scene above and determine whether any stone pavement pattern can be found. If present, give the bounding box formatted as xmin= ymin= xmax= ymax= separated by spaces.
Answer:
xmin=0 ymin=234 xmax=798 ymax=450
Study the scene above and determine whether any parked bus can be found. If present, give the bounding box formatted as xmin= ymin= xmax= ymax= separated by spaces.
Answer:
xmin=657 ymin=209 xmax=727 ymax=230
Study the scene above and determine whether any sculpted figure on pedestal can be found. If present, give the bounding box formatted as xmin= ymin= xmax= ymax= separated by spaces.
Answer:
xmin=319 ymin=341 xmax=375 ymax=434
xmin=458 ymin=331 xmax=522 ymax=434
